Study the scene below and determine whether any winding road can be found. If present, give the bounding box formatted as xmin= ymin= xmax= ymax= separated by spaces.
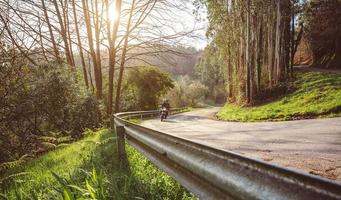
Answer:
xmin=141 ymin=107 xmax=341 ymax=182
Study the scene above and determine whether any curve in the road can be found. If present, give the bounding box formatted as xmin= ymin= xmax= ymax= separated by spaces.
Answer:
xmin=141 ymin=107 xmax=341 ymax=182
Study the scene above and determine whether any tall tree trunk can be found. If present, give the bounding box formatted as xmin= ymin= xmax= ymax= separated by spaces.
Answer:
xmin=65 ymin=1 xmax=75 ymax=67
xmin=52 ymin=0 xmax=73 ymax=66
xmin=290 ymin=0 xmax=295 ymax=78
xmin=256 ymin=15 xmax=263 ymax=94
xmin=87 ymin=52 xmax=95 ymax=92
xmin=82 ymin=0 xmax=101 ymax=99
xmin=37 ymin=13 xmax=48 ymax=61
xmin=227 ymin=49 xmax=233 ymax=101
xmin=106 ymin=0 xmax=123 ymax=115
xmin=94 ymin=0 xmax=102 ymax=97
xmin=274 ymin=0 xmax=281 ymax=84
xmin=245 ymin=0 xmax=251 ymax=104
xmin=41 ymin=0 xmax=60 ymax=60
xmin=115 ymin=0 xmax=136 ymax=113
xmin=268 ymin=2 xmax=275 ymax=88
xmin=72 ymin=0 xmax=89 ymax=88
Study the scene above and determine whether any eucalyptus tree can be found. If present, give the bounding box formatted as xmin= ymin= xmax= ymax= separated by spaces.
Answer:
xmin=198 ymin=0 xmax=295 ymax=104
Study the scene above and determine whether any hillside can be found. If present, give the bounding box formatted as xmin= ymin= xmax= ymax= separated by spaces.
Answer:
xmin=217 ymin=70 xmax=341 ymax=122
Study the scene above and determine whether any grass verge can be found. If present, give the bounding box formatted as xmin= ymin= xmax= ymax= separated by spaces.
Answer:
xmin=217 ymin=70 xmax=341 ymax=122
xmin=0 ymin=129 xmax=196 ymax=199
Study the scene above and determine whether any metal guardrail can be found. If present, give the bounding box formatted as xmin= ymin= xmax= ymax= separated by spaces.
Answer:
xmin=113 ymin=109 xmax=341 ymax=200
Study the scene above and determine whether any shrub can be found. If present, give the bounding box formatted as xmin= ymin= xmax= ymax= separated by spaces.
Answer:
xmin=166 ymin=76 xmax=208 ymax=107
xmin=0 ymin=61 xmax=100 ymax=165
xmin=121 ymin=66 xmax=174 ymax=111
xmin=187 ymin=81 xmax=208 ymax=106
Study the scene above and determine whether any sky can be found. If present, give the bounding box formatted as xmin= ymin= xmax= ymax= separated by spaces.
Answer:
xmin=161 ymin=1 xmax=208 ymax=50
xmin=178 ymin=2 xmax=208 ymax=50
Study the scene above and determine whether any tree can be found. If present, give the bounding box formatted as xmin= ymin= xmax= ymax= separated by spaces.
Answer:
xmin=195 ymin=44 xmax=226 ymax=103
xmin=82 ymin=0 xmax=102 ymax=98
xmin=72 ymin=0 xmax=89 ymax=88
xmin=125 ymin=66 xmax=174 ymax=110
xmin=304 ymin=0 xmax=341 ymax=68
xmin=197 ymin=0 xmax=294 ymax=105
xmin=0 ymin=57 xmax=100 ymax=164
xmin=187 ymin=81 xmax=208 ymax=106
xmin=106 ymin=0 xmax=122 ymax=114
xmin=52 ymin=0 xmax=74 ymax=67
xmin=0 ymin=0 xmax=198 ymax=114
xmin=114 ymin=0 xmax=136 ymax=113
xmin=166 ymin=76 xmax=208 ymax=107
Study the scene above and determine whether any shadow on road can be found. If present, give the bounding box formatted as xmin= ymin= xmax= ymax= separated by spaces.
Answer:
xmin=170 ymin=115 xmax=209 ymax=121
xmin=162 ymin=119 xmax=178 ymax=123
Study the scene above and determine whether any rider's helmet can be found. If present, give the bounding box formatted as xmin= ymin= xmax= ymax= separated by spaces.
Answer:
xmin=162 ymin=98 xmax=169 ymax=103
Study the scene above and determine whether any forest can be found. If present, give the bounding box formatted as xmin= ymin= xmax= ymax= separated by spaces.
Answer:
xmin=195 ymin=0 xmax=341 ymax=104
xmin=1 ymin=0 xmax=341 ymax=199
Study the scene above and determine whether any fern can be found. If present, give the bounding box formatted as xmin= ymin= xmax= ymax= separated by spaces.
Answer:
xmin=41 ymin=142 xmax=57 ymax=151
xmin=56 ymin=143 xmax=70 ymax=148
xmin=0 ymin=172 xmax=31 ymax=182
xmin=38 ymin=136 xmax=57 ymax=143
xmin=49 ymin=131 xmax=62 ymax=137
xmin=57 ymin=136 xmax=73 ymax=144
xmin=0 ymin=155 xmax=31 ymax=171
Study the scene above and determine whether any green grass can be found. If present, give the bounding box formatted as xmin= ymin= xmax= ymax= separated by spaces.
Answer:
xmin=0 ymin=129 xmax=196 ymax=199
xmin=217 ymin=71 xmax=341 ymax=122
xmin=128 ymin=118 xmax=143 ymax=124
xmin=178 ymin=107 xmax=194 ymax=112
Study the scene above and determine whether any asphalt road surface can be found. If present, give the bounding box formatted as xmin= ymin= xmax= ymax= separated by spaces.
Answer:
xmin=141 ymin=107 xmax=341 ymax=182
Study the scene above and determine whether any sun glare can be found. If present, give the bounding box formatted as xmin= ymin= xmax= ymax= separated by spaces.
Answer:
xmin=108 ymin=3 xmax=119 ymax=22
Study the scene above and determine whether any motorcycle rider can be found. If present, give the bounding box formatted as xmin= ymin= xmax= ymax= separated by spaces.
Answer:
xmin=160 ymin=98 xmax=171 ymax=118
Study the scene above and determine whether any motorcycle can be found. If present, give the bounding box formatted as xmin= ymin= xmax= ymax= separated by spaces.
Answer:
xmin=160 ymin=107 xmax=168 ymax=121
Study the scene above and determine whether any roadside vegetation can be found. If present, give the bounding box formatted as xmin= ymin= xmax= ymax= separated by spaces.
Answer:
xmin=0 ymin=63 xmax=100 ymax=168
xmin=0 ymin=129 xmax=196 ymax=200
xmin=166 ymin=76 xmax=208 ymax=107
xmin=217 ymin=70 xmax=341 ymax=122
xmin=1 ymin=0 xmax=340 ymax=198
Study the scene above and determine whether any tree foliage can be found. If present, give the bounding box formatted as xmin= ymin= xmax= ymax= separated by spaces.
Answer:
xmin=195 ymin=44 xmax=226 ymax=103
xmin=121 ymin=66 xmax=174 ymax=111
xmin=304 ymin=0 xmax=341 ymax=68
xmin=166 ymin=76 xmax=208 ymax=107
xmin=198 ymin=0 xmax=296 ymax=105
xmin=0 ymin=59 xmax=100 ymax=165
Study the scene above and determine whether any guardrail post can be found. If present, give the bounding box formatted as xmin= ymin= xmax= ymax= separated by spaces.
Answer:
xmin=115 ymin=125 xmax=126 ymax=166
xmin=110 ymin=115 xmax=115 ymax=130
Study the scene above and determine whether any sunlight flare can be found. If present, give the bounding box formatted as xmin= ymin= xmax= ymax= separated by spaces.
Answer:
xmin=108 ymin=2 xmax=119 ymax=22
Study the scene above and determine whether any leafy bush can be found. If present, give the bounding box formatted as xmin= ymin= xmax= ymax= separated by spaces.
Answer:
xmin=167 ymin=76 xmax=208 ymax=107
xmin=187 ymin=81 xmax=209 ymax=106
xmin=121 ymin=66 xmax=174 ymax=111
xmin=0 ymin=61 xmax=100 ymax=166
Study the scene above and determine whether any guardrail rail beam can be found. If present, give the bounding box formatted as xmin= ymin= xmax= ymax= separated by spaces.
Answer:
xmin=113 ymin=109 xmax=341 ymax=200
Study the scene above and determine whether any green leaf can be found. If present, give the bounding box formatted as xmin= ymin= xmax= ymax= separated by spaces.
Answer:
xmin=51 ymin=171 xmax=75 ymax=200
xmin=0 ymin=193 xmax=8 ymax=200
xmin=63 ymin=189 xmax=72 ymax=200
xmin=86 ymin=179 xmax=96 ymax=199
